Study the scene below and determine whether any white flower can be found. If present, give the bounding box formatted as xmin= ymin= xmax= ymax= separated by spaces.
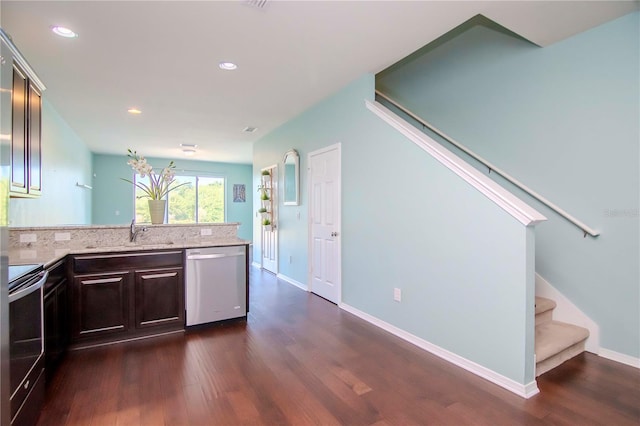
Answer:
xmin=122 ymin=149 xmax=189 ymax=200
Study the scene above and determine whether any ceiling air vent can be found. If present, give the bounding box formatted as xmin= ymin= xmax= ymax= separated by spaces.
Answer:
xmin=242 ymin=126 xmax=258 ymax=133
xmin=245 ymin=0 xmax=268 ymax=9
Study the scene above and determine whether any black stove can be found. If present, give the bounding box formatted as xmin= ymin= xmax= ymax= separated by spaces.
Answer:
xmin=8 ymin=264 xmax=43 ymax=293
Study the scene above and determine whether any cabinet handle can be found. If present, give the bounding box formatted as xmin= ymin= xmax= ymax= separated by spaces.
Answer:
xmin=83 ymin=277 xmax=122 ymax=285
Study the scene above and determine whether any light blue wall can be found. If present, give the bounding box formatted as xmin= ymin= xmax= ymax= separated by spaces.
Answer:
xmin=254 ymin=74 xmax=537 ymax=385
xmin=92 ymin=153 xmax=254 ymax=241
xmin=376 ymin=12 xmax=640 ymax=358
xmin=9 ymin=98 xmax=92 ymax=226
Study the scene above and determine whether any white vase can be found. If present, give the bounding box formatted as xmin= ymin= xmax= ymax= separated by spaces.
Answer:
xmin=148 ymin=199 xmax=166 ymax=224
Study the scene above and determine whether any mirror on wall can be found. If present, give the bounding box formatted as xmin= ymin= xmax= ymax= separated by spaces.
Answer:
xmin=282 ymin=149 xmax=299 ymax=206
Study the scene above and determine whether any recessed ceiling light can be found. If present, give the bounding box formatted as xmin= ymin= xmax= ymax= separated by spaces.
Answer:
xmin=51 ymin=26 xmax=78 ymax=38
xmin=182 ymin=149 xmax=196 ymax=156
xmin=245 ymin=0 xmax=269 ymax=9
xmin=180 ymin=143 xmax=198 ymax=148
xmin=242 ymin=126 xmax=257 ymax=133
xmin=127 ymin=108 xmax=142 ymax=114
xmin=219 ymin=62 xmax=238 ymax=71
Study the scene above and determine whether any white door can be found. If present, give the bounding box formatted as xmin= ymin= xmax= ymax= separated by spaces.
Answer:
xmin=261 ymin=165 xmax=278 ymax=273
xmin=308 ymin=144 xmax=341 ymax=304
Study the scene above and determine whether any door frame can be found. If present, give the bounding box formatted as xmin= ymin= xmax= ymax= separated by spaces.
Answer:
xmin=260 ymin=164 xmax=278 ymax=274
xmin=307 ymin=143 xmax=342 ymax=304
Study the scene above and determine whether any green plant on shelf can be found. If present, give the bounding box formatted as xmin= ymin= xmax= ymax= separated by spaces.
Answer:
xmin=261 ymin=170 xmax=271 ymax=176
xmin=258 ymin=207 xmax=268 ymax=214
xmin=257 ymin=184 xmax=270 ymax=200
xmin=262 ymin=218 xmax=271 ymax=226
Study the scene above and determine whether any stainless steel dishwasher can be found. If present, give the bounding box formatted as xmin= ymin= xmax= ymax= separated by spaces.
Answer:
xmin=185 ymin=245 xmax=247 ymax=326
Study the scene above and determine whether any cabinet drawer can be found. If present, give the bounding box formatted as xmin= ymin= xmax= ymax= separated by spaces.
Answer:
xmin=73 ymin=250 xmax=183 ymax=274
xmin=10 ymin=358 xmax=44 ymax=424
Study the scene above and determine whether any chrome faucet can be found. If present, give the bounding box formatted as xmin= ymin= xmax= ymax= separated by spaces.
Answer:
xmin=130 ymin=219 xmax=147 ymax=242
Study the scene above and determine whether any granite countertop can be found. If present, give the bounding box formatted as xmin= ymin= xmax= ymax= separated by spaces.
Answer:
xmin=10 ymin=222 xmax=241 ymax=231
xmin=9 ymin=239 xmax=251 ymax=268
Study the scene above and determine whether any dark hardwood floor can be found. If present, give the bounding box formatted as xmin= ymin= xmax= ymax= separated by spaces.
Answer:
xmin=38 ymin=267 xmax=640 ymax=425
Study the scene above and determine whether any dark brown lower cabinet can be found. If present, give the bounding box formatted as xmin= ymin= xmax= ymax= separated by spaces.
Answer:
xmin=134 ymin=268 xmax=184 ymax=329
xmin=70 ymin=250 xmax=184 ymax=346
xmin=73 ymin=272 xmax=130 ymax=340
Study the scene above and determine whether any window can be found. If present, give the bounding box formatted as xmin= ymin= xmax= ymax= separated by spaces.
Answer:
xmin=134 ymin=174 xmax=225 ymax=224
xmin=167 ymin=176 xmax=196 ymax=223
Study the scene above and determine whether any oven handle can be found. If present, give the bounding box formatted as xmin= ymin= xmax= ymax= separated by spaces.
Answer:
xmin=8 ymin=271 xmax=48 ymax=303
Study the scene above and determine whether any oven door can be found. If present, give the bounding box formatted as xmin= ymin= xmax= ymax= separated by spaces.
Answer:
xmin=9 ymin=271 xmax=47 ymax=424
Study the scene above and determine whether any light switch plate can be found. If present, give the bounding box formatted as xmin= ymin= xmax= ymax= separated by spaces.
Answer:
xmin=393 ymin=288 xmax=402 ymax=302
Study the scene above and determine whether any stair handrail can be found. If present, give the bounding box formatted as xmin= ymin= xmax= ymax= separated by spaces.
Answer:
xmin=375 ymin=90 xmax=600 ymax=238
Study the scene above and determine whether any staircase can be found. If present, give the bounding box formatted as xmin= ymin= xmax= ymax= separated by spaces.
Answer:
xmin=535 ymin=297 xmax=590 ymax=376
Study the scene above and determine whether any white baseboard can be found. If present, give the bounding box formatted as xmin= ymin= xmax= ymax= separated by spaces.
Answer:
xmin=535 ymin=273 xmax=600 ymax=353
xmin=251 ymin=261 xmax=262 ymax=269
xmin=339 ymin=302 xmax=539 ymax=399
xmin=599 ymin=348 xmax=640 ymax=369
xmin=277 ymin=273 xmax=308 ymax=291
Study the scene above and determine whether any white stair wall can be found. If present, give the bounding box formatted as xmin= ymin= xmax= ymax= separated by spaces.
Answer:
xmin=535 ymin=273 xmax=599 ymax=354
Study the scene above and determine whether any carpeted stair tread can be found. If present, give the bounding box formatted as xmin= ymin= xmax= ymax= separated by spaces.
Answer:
xmin=535 ymin=297 xmax=556 ymax=315
xmin=535 ymin=320 xmax=589 ymax=363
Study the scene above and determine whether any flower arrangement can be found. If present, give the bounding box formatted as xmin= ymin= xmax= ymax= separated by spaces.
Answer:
xmin=121 ymin=149 xmax=189 ymax=199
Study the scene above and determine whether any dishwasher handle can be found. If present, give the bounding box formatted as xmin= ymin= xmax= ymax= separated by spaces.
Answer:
xmin=187 ymin=252 xmax=245 ymax=261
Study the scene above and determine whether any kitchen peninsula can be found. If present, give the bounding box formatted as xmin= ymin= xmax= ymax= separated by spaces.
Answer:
xmin=8 ymin=222 xmax=250 ymax=425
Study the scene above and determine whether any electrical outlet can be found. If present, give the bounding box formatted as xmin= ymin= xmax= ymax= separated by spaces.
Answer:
xmin=115 ymin=210 xmax=120 ymax=216
xmin=55 ymin=232 xmax=71 ymax=241
xmin=393 ymin=288 xmax=402 ymax=302
xmin=19 ymin=234 xmax=37 ymax=243
xmin=201 ymin=228 xmax=213 ymax=236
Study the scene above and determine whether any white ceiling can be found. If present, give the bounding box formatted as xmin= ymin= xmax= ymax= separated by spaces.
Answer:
xmin=1 ymin=1 xmax=636 ymax=164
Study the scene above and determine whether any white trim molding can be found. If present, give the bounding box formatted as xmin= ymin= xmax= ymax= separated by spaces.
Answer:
xmin=599 ymin=349 xmax=640 ymax=369
xmin=251 ymin=261 xmax=262 ymax=269
xmin=0 ymin=28 xmax=46 ymax=91
xmin=277 ymin=273 xmax=308 ymax=291
xmin=340 ymin=302 xmax=539 ymax=399
xmin=366 ymin=100 xmax=546 ymax=228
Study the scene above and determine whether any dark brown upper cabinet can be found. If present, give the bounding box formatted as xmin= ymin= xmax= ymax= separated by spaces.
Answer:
xmin=1 ymin=29 xmax=45 ymax=198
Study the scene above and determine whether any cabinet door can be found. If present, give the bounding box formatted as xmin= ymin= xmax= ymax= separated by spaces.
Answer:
xmin=134 ymin=268 xmax=184 ymax=329
xmin=44 ymin=279 xmax=69 ymax=379
xmin=10 ymin=63 xmax=28 ymax=194
xmin=73 ymin=272 xmax=130 ymax=340
xmin=28 ymin=83 xmax=42 ymax=195
xmin=57 ymin=281 xmax=69 ymax=349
